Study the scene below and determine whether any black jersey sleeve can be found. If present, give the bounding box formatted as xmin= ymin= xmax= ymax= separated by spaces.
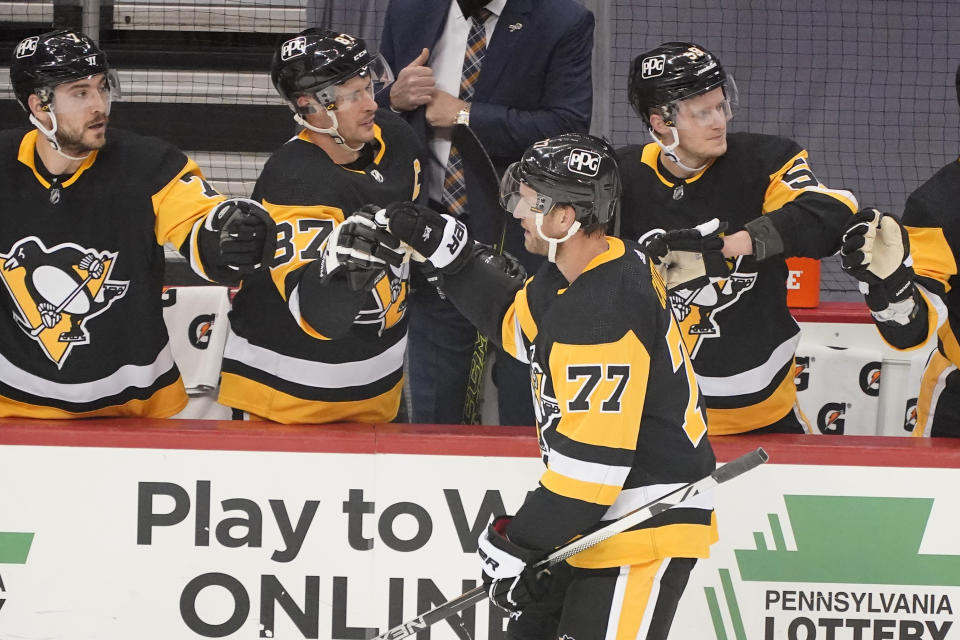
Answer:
xmin=437 ymin=242 xmax=528 ymax=352
xmin=757 ymin=140 xmax=857 ymax=259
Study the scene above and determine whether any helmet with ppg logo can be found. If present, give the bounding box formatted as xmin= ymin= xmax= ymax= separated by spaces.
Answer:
xmin=10 ymin=29 xmax=116 ymax=112
xmin=500 ymin=133 xmax=621 ymax=228
xmin=271 ymin=27 xmax=393 ymax=114
xmin=627 ymin=41 xmax=734 ymax=127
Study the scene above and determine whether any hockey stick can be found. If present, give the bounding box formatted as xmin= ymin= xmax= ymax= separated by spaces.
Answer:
xmin=451 ymin=124 xmax=507 ymax=425
xmin=371 ymin=447 xmax=769 ymax=640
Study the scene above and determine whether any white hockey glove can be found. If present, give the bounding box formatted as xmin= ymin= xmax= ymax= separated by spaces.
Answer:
xmin=319 ymin=205 xmax=407 ymax=292
xmin=639 ymin=218 xmax=732 ymax=291
xmin=202 ymin=198 xmax=277 ymax=276
xmin=384 ymin=201 xmax=470 ymax=271
xmin=840 ymin=208 xmax=918 ymax=325
xmin=477 ymin=516 xmax=551 ymax=613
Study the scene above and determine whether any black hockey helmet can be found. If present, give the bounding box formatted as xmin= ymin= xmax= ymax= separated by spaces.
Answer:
xmin=500 ymin=133 xmax=621 ymax=227
xmin=271 ymin=28 xmax=391 ymax=113
xmin=10 ymin=29 xmax=111 ymax=112
xmin=628 ymin=42 xmax=730 ymax=126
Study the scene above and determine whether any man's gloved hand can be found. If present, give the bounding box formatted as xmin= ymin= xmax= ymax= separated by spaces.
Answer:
xmin=477 ymin=516 xmax=551 ymax=613
xmin=639 ymin=218 xmax=732 ymax=291
xmin=319 ymin=205 xmax=407 ymax=291
xmin=384 ymin=201 xmax=470 ymax=270
xmin=205 ymin=198 xmax=277 ymax=274
xmin=840 ymin=208 xmax=917 ymax=324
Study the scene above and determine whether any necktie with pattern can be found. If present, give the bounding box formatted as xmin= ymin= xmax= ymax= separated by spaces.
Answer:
xmin=440 ymin=8 xmax=491 ymax=218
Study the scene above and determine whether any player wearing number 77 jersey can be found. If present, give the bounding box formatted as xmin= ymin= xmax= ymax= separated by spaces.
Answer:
xmin=384 ymin=133 xmax=717 ymax=640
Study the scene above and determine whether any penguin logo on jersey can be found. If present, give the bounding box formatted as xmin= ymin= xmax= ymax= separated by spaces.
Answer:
xmin=668 ymin=261 xmax=758 ymax=358
xmin=0 ymin=237 xmax=129 ymax=367
xmin=529 ymin=357 xmax=560 ymax=456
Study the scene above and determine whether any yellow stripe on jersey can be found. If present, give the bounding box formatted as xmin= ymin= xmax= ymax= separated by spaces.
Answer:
xmin=939 ymin=319 xmax=960 ymax=371
xmin=263 ymin=200 xmax=345 ymax=298
xmin=905 ymin=226 xmax=957 ymax=292
xmin=551 ymin=331 xmax=649 ymax=450
xmin=541 ymin=469 xmax=623 ymax=506
xmin=218 ymin=371 xmax=402 ymax=424
xmin=500 ymin=281 xmax=538 ymax=359
xmin=567 ymin=515 xmax=718 ymax=568
xmin=0 ymin=377 xmax=187 ymax=419
xmin=17 ymin=130 xmax=98 ymax=189
xmin=706 ymin=364 xmax=799 ymax=434
xmin=153 ymin=159 xmax=225 ymax=249
xmin=609 ymin=560 xmax=665 ymax=640
xmin=913 ymin=349 xmax=953 ymax=438
xmin=639 ymin=143 xmax=714 ymax=187
xmin=763 ymin=150 xmax=858 ymax=214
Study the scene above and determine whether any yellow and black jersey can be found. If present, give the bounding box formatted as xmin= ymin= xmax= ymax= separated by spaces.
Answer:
xmin=456 ymin=237 xmax=717 ymax=567
xmin=886 ymin=159 xmax=960 ymax=436
xmin=0 ymin=127 xmax=226 ymax=418
xmin=220 ymin=109 xmax=423 ymax=424
xmin=898 ymin=158 xmax=959 ymax=352
xmin=616 ymin=133 xmax=857 ymax=434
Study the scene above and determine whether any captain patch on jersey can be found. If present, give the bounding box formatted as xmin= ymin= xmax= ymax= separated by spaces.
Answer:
xmin=0 ymin=237 xmax=128 ymax=366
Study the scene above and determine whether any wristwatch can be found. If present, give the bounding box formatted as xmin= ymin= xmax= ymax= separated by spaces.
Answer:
xmin=455 ymin=103 xmax=471 ymax=126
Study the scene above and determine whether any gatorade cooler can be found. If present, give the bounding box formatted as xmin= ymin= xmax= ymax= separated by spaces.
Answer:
xmin=786 ymin=257 xmax=820 ymax=307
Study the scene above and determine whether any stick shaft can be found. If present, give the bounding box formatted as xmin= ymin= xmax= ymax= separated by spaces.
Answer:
xmin=372 ymin=448 xmax=767 ymax=640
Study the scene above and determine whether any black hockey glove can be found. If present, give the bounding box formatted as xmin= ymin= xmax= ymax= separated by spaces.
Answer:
xmin=841 ymin=208 xmax=918 ymax=325
xmin=202 ymin=198 xmax=277 ymax=277
xmin=477 ymin=516 xmax=551 ymax=613
xmin=384 ymin=201 xmax=470 ymax=272
xmin=639 ymin=218 xmax=732 ymax=291
xmin=319 ymin=205 xmax=407 ymax=292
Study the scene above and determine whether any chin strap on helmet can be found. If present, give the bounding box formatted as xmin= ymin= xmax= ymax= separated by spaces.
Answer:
xmin=648 ymin=125 xmax=707 ymax=174
xmin=30 ymin=107 xmax=90 ymax=162
xmin=534 ymin=210 xmax=582 ymax=263
xmin=294 ymin=108 xmax=364 ymax=152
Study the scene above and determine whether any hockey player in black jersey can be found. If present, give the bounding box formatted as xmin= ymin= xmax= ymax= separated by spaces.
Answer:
xmin=384 ymin=133 xmax=717 ymax=640
xmin=839 ymin=67 xmax=960 ymax=438
xmin=218 ymin=29 xmax=423 ymax=424
xmin=619 ymin=42 xmax=858 ymax=435
xmin=0 ymin=29 xmax=274 ymax=418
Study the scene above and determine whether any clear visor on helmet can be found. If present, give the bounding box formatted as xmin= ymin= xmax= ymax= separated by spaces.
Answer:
xmin=48 ymin=70 xmax=121 ymax=116
xmin=499 ymin=162 xmax=554 ymax=219
xmin=316 ymin=53 xmax=395 ymax=110
xmin=668 ymin=74 xmax=738 ymax=130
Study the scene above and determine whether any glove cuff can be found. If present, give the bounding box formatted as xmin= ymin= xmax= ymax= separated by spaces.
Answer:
xmin=743 ymin=216 xmax=785 ymax=261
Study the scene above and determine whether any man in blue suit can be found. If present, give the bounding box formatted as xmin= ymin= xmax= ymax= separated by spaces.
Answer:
xmin=379 ymin=0 xmax=594 ymax=427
